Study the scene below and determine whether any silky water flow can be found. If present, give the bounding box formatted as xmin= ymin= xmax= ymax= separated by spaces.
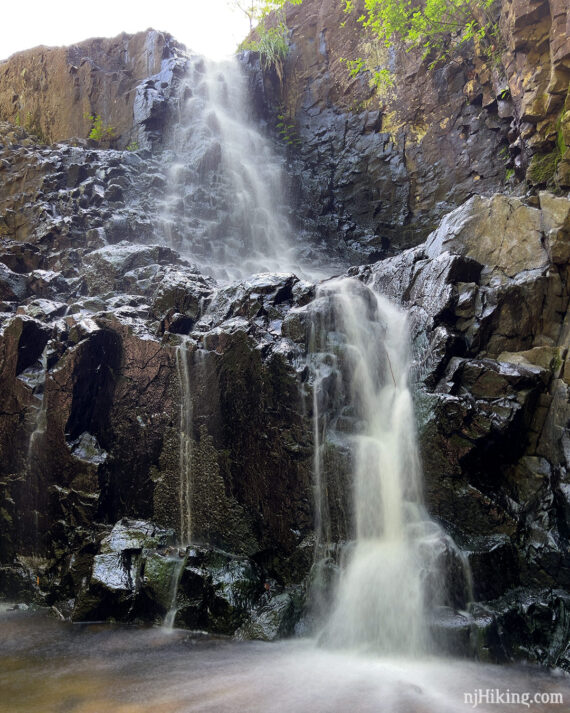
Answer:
xmin=307 ymin=277 xmax=467 ymax=655
xmin=162 ymin=55 xmax=301 ymax=282
xmin=163 ymin=54 xmax=468 ymax=648
xmin=4 ymin=53 xmax=568 ymax=713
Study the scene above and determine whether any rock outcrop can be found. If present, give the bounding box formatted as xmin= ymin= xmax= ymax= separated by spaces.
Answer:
xmin=0 ymin=31 xmax=186 ymax=148
xmin=0 ymin=4 xmax=569 ymax=670
xmin=366 ymin=192 xmax=570 ymax=666
xmin=247 ymin=0 xmax=570 ymax=261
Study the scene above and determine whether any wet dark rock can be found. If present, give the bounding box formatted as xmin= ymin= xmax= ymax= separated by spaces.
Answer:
xmin=0 ymin=241 xmax=43 ymax=273
xmin=133 ymin=49 xmax=190 ymax=150
xmin=71 ymin=520 xmax=271 ymax=634
xmin=236 ymin=590 xmax=302 ymax=641
xmin=472 ymin=589 xmax=570 ymax=668
xmin=175 ymin=547 xmax=264 ymax=634
xmin=150 ymin=267 xmax=214 ymax=325
xmin=0 ymin=263 xmax=28 ymax=302
xmin=460 ymin=534 xmax=519 ymax=601
xmin=430 ymin=607 xmax=473 ymax=657
xmin=83 ymin=243 xmax=183 ymax=296
xmin=72 ymin=519 xmax=175 ymax=621
xmin=0 ymin=563 xmax=39 ymax=601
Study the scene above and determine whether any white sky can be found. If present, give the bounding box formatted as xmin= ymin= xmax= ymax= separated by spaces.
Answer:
xmin=1 ymin=0 xmax=251 ymax=61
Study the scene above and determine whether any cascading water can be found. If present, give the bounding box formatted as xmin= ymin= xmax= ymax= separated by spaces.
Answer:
xmin=162 ymin=551 xmax=188 ymax=630
xmin=4 ymin=37 xmax=570 ymax=713
xmin=158 ymin=51 xmax=470 ymax=646
xmin=20 ymin=343 xmax=50 ymax=558
xmin=175 ymin=339 xmax=193 ymax=546
xmin=308 ymin=277 xmax=463 ymax=655
xmin=162 ymin=55 xmax=303 ymax=282
xmin=26 ymin=345 xmax=49 ymax=468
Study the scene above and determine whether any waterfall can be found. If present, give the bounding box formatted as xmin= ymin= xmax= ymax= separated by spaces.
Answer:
xmin=159 ymin=54 xmax=469 ymax=651
xmin=309 ymin=277 xmax=453 ymax=655
xmin=163 ymin=552 xmax=187 ymax=630
xmin=27 ymin=346 xmax=49 ymax=466
xmin=22 ymin=344 xmax=50 ymax=558
xmin=176 ymin=340 xmax=193 ymax=545
xmin=163 ymin=55 xmax=301 ymax=282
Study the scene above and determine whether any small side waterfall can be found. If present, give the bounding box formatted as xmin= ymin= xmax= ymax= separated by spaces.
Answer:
xmin=22 ymin=344 xmax=50 ymax=558
xmin=309 ymin=277 xmax=461 ymax=655
xmin=163 ymin=552 xmax=187 ymax=630
xmin=163 ymin=55 xmax=301 ymax=282
xmin=176 ymin=340 xmax=193 ymax=545
xmin=27 ymin=346 xmax=49 ymax=467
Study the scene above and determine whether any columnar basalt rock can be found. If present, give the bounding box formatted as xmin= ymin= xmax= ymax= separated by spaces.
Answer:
xmin=0 ymin=31 xmax=187 ymax=148
xmin=246 ymin=0 xmax=570 ymax=261
xmin=0 ymin=12 xmax=570 ymax=667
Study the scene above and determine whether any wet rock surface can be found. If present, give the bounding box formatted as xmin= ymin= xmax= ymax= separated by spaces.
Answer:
xmin=0 ymin=16 xmax=569 ymax=668
xmin=0 ymin=101 xmax=315 ymax=632
xmin=0 ymin=30 xmax=187 ymax=149
xmin=245 ymin=0 xmax=570 ymax=261
xmin=357 ymin=192 xmax=570 ymax=667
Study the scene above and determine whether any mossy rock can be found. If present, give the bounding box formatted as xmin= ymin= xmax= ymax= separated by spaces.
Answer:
xmin=527 ymin=151 xmax=559 ymax=186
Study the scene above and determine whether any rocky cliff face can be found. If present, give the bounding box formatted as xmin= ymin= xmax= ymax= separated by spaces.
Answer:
xmin=257 ymin=0 xmax=570 ymax=261
xmin=0 ymin=7 xmax=569 ymax=667
xmin=0 ymin=31 xmax=186 ymax=148
xmin=0 ymin=114 xmax=315 ymax=633
xmin=366 ymin=192 xmax=570 ymax=665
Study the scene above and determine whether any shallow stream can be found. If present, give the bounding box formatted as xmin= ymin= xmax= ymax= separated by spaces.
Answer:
xmin=2 ymin=607 xmax=568 ymax=713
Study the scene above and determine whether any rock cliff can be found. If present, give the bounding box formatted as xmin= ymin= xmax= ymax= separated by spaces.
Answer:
xmin=0 ymin=31 xmax=185 ymax=148
xmin=0 ymin=3 xmax=569 ymax=667
xmin=256 ymin=0 xmax=570 ymax=260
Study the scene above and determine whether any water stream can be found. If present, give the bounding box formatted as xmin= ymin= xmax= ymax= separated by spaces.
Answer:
xmin=26 ymin=346 xmax=49 ymax=465
xmin=163 ymin=553 xmax=188 ymax=630
xmin=19 ymin=343 xmax=50 ymax=558
xmin=307 ymin=278 xmax=466 ymax=655
xmin=1 ymin=609 xmax=568 ymax=713
xmin=175 ymin=339 xmax=194 ymax=546
xmin=4 ymin=47 xmax=567 ymax=712
xmin=164 ymin=51 xmax=471 ymax=657
xmin=162 ymin=55 xmax=302 ymax=282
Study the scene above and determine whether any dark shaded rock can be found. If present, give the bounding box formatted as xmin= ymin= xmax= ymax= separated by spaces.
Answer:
xmin=0 ymin=562 xmax=39 ymax=600
xmin=236 ymin=590 xmax=301 ymax=641
xmin=472 ymin=589 xmax=570 ymax=669
xmin=0 ymin=263 xmax=28 ymax=301
xmin=72 ymin=519 xmax=175 ymax=621
xmin=0 ymin=241 xmax=43 ymax=273
xmin=176 ymin=547 xmax=264 ymax=634
xmin=461 ymin=534 xmax=519 ymax=601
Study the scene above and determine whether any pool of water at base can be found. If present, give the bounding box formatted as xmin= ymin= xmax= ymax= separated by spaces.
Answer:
xmin=1 ymin=605 xmax=569 ymax=713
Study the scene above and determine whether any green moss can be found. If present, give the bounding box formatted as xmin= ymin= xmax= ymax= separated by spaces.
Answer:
xmin=556 ymin=111 xmax=567 ymax=157
xmin=0 ymin=506 xmax=13 ymax=526
xmin=527 ymin=151 xmax=559 ymax=186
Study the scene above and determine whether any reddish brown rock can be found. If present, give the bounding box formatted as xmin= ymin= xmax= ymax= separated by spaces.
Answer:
xmin=0 ymin=31 xmax=175 ymax=147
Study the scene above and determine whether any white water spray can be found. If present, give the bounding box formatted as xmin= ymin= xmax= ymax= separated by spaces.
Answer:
xmin=310 ymin=277 xmax=450 ymax=655
xmin=176 ymin=340 xmax=193 ymax=545
xmin=163 ymin=55 xmax=301 ymax=281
